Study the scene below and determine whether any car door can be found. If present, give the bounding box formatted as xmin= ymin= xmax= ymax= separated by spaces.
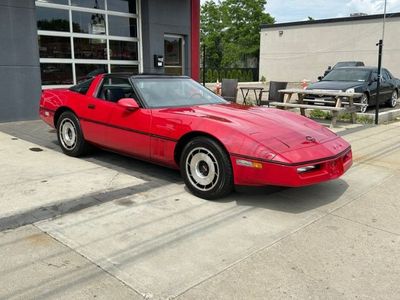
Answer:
xmin=78 ymin=75 xmax=115 ymax=146
xmin=381 ymin=69 xmax=395 ymax=101
xmin=101 ymin=76 xmax=152 ymax=160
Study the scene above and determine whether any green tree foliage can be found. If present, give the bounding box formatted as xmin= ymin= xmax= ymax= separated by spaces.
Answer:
xmin=219 ymin=70 xmax=226 ymax=80
xmin=236 ymin=70 xmax=243 ymax=81
xmin=206 ymin=69 xmax=213 ymax=82
xmin=213 ymin=69 xmax=219 ymax=82
xmin=201 ymin=0 xmax=274 ymax=69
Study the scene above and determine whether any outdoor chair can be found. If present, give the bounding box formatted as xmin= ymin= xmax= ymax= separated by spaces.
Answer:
xmin=259 ymin=81 xmax=288 ymax=107
xmin=221 ymin=79 xmax=238 ymax=102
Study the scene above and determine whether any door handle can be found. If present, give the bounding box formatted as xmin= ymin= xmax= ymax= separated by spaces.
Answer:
xmin=88 ymin=104 xmax=96 ymax=109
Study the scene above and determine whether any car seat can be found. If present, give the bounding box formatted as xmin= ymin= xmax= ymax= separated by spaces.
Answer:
xmin=105 ymin=88 xmax=126 ymax=102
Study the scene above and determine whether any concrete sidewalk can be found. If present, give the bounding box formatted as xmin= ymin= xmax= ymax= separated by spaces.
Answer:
xmin=0 ymin=120 xmax=399 ymax=299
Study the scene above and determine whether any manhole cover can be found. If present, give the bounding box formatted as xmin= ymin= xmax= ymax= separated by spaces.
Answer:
xmin=29 ymin=147 xmax=43 ymax=152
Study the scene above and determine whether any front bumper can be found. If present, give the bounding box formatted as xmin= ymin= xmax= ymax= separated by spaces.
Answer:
xmin=231 ymin=147 xmax=352 ymax=187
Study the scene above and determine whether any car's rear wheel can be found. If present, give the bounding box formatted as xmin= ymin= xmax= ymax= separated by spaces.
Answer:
xmin=57 ymin=111 xmax=90 ymax=157
xmin=359 ymin=93 xmax=369 ymax=113
xmin=387 ymin=90 xmax=398 ymax=108
xmin=180 ymin=137 xmax=233 ymax=200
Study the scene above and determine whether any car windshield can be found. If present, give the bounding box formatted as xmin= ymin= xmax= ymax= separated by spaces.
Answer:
xmin=322 ymin=69 xmax=371 ymax=82
xmin=132 ymin=78 xmax=227 ymax=108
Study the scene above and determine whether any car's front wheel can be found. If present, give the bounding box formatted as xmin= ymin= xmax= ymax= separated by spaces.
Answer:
xmin=359 ymin=93 xmax=369 ymax=113
xmin=387 ymin=90 xmax=398 ymax=108
xmin=56 ymin=111 xmax=90 ymax=157
xmin=180 ymin=137 xmax=234 ymax=200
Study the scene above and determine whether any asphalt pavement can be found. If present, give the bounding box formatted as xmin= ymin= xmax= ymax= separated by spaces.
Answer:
xmin=0 ymin=119 xmax=399 ymax=299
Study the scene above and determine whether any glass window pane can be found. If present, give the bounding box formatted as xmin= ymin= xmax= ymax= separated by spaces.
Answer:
xmin=110 ymin=65 xmax=138 ymax=74
xmin=36 ymin=7 xmax=70 ymax=32
xmin=38 ymin=36 xmax=71 ymax=58
xmin=40 ymin=63 xmax=73 ymax=85
xmin=108 ymin=0 xmax=136 ymax=14
xmin=72 ymin=11 xmax=106 ymax=35
xmin=108 ymin=15 xmax=137 ymax=37
xmin=37 ymin=0 xmax=68 ymax=4
xmin=70 ymin=78 xmax=94 ymax=95
xmin=164 ymin=37 xmax=182 ymax=66
xmin=75 ymin=64 xmax=108 ymax=82
xmin=71 ymin=0 xmax=105 ymax=9
xmin=74 ymin=38 xmax=107 ymax=59
xmin=109 ymin=40 xmax=138 ymax=60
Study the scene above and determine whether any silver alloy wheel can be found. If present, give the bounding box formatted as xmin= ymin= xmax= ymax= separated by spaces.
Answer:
xmin=359 ymin=94 xmax=368 ymax=113
xmin=59 ymin=118 xmax=77 ymax=150
xmin=185 ymin=147 xmax=220 ymax=192
xmin=391 ymin=90 xmax=398 ymax=107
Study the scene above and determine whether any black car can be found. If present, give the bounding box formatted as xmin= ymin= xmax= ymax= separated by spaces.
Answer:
xmin=321 ymin=61 xmax=365 ymax=79
xmin=308 ymin=67 xmax=400 ymax=113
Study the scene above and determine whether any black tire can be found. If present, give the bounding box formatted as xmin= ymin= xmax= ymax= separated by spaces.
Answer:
xmin=56 ymin=111 xmax=90 ymax=157
xmin=386 ymin=90 xmax=398 ymax=108
xmin=180 ymin=137 xmax=234 ymax=200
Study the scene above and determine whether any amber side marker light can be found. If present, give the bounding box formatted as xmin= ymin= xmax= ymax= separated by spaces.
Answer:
xmin=236 ymin=159 xmax=263 ymax=169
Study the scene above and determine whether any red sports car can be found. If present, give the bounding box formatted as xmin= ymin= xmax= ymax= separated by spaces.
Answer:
xmin=39 ymin=74 xmax=352 ymax=199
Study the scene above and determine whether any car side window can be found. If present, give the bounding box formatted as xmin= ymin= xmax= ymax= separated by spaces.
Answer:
xmin=371 ymin=71 xmax=378 ymax=82
xmin=97 ymin=77 xmax=137 ymax=103
xmin=69 ymin=78 xmax=94 ymax=95
xmin=382 ymin=70 xmax=391 ymax=81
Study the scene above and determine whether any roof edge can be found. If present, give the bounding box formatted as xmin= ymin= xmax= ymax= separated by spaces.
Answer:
xmin=261 ymin=12 xmax=400 ymax=29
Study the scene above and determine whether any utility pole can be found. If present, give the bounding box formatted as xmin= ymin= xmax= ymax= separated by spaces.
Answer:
xmin=202 ymin=44 xmax=206 ymax=86
xmin=375 ymin=0 xmax=387 ymax=125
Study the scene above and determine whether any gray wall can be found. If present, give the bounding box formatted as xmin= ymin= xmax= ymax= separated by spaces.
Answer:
xmin=0 ymin=0 xmax=41 ymax=122
xmin=259 ymin=16 xmax=400 ymax=82
xmin=140 ymin=0 xmax=191 ymax=75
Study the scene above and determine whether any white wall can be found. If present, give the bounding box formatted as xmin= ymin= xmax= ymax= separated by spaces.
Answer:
xmin=259 ymin=17 xmax=400 ymax=82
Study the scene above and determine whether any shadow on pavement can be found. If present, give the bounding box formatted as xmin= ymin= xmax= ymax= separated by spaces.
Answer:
xmin=0 ymin=120 xmax=348 ymax=218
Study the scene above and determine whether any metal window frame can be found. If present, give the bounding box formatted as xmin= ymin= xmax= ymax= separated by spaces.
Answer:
xmin=35 ymin=0 xmax=142 ymax=87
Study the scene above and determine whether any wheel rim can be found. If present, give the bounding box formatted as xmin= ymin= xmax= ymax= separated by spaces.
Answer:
xmin=185 ymin=147 xmax=220 ymax=192
xmin=360 ymin=94 xmax=368 ymax=113
xmin=392 ymin=91 xmax=398 ymax=107
xmin=59 ymin=118 xmax=77 ymax=150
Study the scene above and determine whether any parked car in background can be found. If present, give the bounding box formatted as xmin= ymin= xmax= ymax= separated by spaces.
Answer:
xmin=308 ymin=67 xmax=400 ymax=113
xmin=320 ymin=61 xmax=365 ymax=80
xmin=39 ymin=74 xmax=352 ymax=199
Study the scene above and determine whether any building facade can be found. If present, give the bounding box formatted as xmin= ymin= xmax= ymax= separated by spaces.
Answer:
xmin=259 ymin=13 xmax=400 ymax=83
xmin=0 ymin=0 xmax=200 ymax=122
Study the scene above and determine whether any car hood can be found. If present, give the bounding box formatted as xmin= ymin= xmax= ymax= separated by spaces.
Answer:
xmin=160 ymin=103 xmax=340 ymax=155
xmin=308 ymin=80 xmax=364 ymax=91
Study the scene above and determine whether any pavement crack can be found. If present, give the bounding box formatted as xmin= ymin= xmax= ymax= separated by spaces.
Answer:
xmin=329 ymin=213 xmax=400 ymax=237
xmin=32 ymin=224 xmax=144 ymax=299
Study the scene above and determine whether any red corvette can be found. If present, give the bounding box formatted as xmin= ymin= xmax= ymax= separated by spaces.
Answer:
xmin=39 ymin=74 xmax=352 ymax=199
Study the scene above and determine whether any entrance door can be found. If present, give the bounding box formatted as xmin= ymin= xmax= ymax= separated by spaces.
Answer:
xmin=164 ymin=35 xmax=184 ymax=75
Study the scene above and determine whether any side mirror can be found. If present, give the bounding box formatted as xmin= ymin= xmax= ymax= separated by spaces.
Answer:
xmin=117 ymin=98 xmax=139 ymax=111
xmin=318 ymin=76 xmax=323 ymax=81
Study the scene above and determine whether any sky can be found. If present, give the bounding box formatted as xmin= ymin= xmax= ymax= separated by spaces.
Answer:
xmin=201 ymin=0 xmax=400 ymax=23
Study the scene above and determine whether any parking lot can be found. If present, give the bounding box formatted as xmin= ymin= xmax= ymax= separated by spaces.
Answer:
xmin=0 ymin=120 xmax=399 ymax=299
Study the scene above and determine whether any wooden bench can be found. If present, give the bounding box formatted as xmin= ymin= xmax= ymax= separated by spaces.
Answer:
xmin=269 ymin=89 xmax=363 ymax=128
